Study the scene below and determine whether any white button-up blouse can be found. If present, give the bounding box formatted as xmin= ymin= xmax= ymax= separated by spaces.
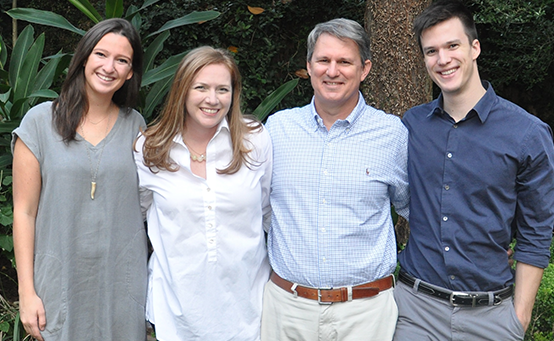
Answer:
xmin=134 ymin=119 xmax=272 ymax=341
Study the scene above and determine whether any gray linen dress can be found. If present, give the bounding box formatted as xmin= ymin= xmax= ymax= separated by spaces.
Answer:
xmin=12 ymin=102 xmax=148 ymax=341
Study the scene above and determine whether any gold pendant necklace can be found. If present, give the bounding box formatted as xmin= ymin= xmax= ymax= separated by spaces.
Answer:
xmin=183 ymin=140 xmax=207 ymax=163
xmin=80 ymin=110 xmax=113 ymax=199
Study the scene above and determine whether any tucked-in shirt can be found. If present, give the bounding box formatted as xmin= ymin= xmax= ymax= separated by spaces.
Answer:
xmin=134 ymin=119 xmax=272 ymax=341
xmin=266 ymin=92 xmax=409 ymax=288
xmin=399 ymin=81 xmax=554 ymax=292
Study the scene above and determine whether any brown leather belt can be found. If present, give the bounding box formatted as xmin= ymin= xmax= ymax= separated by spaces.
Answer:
xmin=270 ymin=272 xmax=394 ymax=304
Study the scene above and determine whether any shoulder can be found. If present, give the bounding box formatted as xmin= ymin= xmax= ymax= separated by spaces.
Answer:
xmin=360 ymin=104 xmax=407 ymax=135
xmin=20 ymin=102 xmax=54 ymax=124
xmin=121 ymin=108 xmax=146 ymax=128
xmin=243 ymin=118 xmax=271 ymax=149
xmin=266 ymin=104 xmax=311 ymax=128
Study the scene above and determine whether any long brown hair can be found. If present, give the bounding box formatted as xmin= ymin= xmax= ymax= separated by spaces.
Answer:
xmin=52 ymin=18 xmax=143 ymax=142
xmin=140 ymin=46 xmax=261 ymax=174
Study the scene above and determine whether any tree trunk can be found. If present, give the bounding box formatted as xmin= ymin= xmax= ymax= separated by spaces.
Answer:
xmin=363 ymin=0 xmax=432 ymax=245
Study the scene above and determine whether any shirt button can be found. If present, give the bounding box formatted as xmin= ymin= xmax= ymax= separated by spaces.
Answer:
xmin=206 ymin=188 xmax=211 ymax=192
xmin=208 ymin=206 xmax=212 ymax=210
xmin=208 ymin=239 xmax=215 ymax=244
xmin=442 ymin=216 xmax=448 ymax=222
xmin=447 ymin=153 xmax=453 ymax=158
xmin=450 ymin=275 xmax=456 ymax=280
xmin=444 ymin=185 xmax=450 ymax=190
xmin=322 ymin=199 xmax=327 ymax=204
xmin=323 ymin=170 xmax=328 ymax=175
xmin=453 ymin=124 xmax=458 ymax=129
xmin=445 ymin=246 xmax=450 ymax=251
xmin=321 ymin=228 xmax=326 ymax=232
xmin=322 ymin=257 xmax=327 ymax=262
xmin=208 ymin=223 xmax=213 ymax=228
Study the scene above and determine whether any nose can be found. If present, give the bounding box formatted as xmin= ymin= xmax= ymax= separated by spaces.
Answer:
xmin=437 ymin=49 xmax=451 ymax=66
xmin=102 ymin=58 xmax=116 ymax=73
xmin=205 ymin=90 xmax=219 ymax=104
xmin=326 ymin=61 xmax=340 ymax=77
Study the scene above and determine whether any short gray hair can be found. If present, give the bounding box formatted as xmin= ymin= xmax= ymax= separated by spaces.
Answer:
xmin=306 ymin=18 xmax=371 ymax=65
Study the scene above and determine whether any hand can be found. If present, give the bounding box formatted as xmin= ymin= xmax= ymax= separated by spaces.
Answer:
xmin=507 ymin=247 xmax=514 ymax=267
xmin=515 ymin=307 xmax=531 ymax=332
xmin=19 ymin=292 xmax=46 ymax=341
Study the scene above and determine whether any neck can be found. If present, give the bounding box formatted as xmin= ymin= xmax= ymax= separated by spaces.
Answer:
xmin=443 ymin=80 xmax=486 ymax=123
xmin=314 ymin=99 xmax=358 ymax=131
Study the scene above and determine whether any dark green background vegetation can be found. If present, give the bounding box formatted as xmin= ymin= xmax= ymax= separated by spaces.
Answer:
xmin=0 ymin=0 xmax=553 ymax=340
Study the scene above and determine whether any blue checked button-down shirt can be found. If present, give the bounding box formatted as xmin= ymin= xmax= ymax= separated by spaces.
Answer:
xmin=266 ymin=92 xmax=409 ymax=288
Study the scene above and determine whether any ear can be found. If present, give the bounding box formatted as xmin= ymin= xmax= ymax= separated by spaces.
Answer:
xmin=360 ymin=60 xmax=372 ymax=82
xmin=126 ymin=69 xmax=134 ymax=81
xmin=471 ymin=39 xmax=481 ymax=61
xmin=306 ymin=60 xmax=312 ymax=77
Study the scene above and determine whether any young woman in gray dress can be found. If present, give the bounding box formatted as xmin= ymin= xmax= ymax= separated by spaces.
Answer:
xmin=12 ymin=18 xmax=147 ymax=341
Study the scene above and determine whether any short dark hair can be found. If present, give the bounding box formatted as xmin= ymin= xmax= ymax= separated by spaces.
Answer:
xmin=307 ymin=18 xmax=371 ymax=65
xmin=53 ymin=18 xmax=143 ymax=142
xmin=414 ymin=0 xmax=478 ymax=52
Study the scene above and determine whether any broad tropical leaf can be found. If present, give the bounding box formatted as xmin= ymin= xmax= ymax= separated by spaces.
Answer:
xmin=14 ymin=33 xmax=45 ymax=116
xmin=105 ymin=0 xmax=124 ymax=19
xmin=142 ymin=52 xmax=187 ymax=87
xmin=143 ymin=31 xmax=170 ymax=73
xmin=68 ymin=0 xmax=102 ymax=23
xmin=252 ymin=78 xmax=299 ymax=121
xmin=7 ymin=8 xmax=86 ymax=35
xmin=146 ymin=11 xmax=221 ymax=38
xmin=143 ymin=75 xmax=174 ymax=120
xmin=8 ymin=25 xmax=34 ymax=90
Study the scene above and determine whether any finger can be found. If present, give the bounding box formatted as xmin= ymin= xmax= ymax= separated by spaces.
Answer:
xmin=37 ymin=306 xmax=46 ymax=330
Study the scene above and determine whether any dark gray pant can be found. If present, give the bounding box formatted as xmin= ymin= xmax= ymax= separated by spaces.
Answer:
xmin=393 ymin=281 xmax=525 ymax=341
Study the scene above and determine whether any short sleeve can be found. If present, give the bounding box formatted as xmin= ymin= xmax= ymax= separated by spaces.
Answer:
xmin=11 ymin=102 xmax=54 ymax=162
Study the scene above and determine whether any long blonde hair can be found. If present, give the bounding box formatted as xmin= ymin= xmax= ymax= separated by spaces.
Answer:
xmin=140 ymin=46 xmax=261 ymax=174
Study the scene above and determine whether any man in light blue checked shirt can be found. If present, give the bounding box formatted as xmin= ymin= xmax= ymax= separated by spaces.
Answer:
xmin=261 ymin=18 xmax=409 ymax=341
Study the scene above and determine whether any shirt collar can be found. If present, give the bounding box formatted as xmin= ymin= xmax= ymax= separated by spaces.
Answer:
xmin=172 ymin=117 xmax=230 ymax=145
xmin=428 ymin=81 xmax=497 ymax=123
xmin=309 ymin=91 xmax=366 ymax=130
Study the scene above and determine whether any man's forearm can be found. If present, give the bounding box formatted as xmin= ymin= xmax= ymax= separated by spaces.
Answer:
xmin=514 ymin=261 xmax=544 ymax=332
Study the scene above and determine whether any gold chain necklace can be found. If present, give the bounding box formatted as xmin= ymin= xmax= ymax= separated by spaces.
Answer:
xmin=80 ymin=110 xmax=113 ymax=199
xmin=183 ymin=140 xmax=206 ymax=162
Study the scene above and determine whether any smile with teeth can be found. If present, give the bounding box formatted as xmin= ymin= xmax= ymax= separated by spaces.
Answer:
xmin=202 ymin=108 xmax=219 ymax=114
xmin=98 ymin=74 xmax=114 ymax=81
xmin=440 ymin=68 xmax=457 ymax=76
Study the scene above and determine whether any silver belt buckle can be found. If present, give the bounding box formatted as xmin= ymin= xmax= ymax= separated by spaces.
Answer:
xmin=449 ymin=291 xmax=476 ymax=307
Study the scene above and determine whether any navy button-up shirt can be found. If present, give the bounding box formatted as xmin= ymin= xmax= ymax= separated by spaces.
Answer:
xmin=399 ymin=82 xmax=554 ymax=291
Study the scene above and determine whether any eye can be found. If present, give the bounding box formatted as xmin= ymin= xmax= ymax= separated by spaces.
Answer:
xmin=339 ymin=60 xmax=351 ymax=65
xmin=218 ymin=87 xmax=231 ymax=93
xmin=194 ymin=85 xmax=206 ymax=90
xmin=449 ymin=43 xmax=459 ymax=49
xmin=94 ymin=51 xmax=106 ymax=58
xmin=116 ymin=58 xmax=131 ymax=65
xmin=425 ymin=49 xmax=436 ymax=56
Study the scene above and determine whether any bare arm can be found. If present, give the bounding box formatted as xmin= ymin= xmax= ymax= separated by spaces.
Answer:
xmin=513 ymin=261 xmax=544 ymax=332
xmin=13 ymin=138 xmax=45 ymax=341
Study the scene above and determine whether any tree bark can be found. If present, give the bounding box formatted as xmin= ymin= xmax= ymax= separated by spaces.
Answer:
xmin=363 ymin=0 xmax=432 ymax=245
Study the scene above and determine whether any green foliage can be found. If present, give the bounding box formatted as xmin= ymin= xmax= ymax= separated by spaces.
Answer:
xmin=470 ymin=0 xmax=554 ymax=88
xmin=525 ymin=263 xmax=554 ymax=341
xmin=138 ymin=0 xmax=366 ymax=116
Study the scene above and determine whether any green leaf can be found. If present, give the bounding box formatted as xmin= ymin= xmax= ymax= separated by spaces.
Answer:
xmin=9 ymin=25 xmax=34 ymax=90
xmin=7 ymin=8 xmax=86 ymax=36
xmin=143 ymin=31 xmax=170 ymax=73
xmin=0 ymin=154 xmax=13 ymax=169
xmin=142 ymin=51 xmax=187 ymax=87
xmin=142 ymin=75 xmax=173 ymax=121
xmin=252 ymin=78 xmax=299 ymax=121
xmin=125 ymin=0 xmax=160 ymax=20
xmin=0 ymin=321 xmax=9 ymax=333
xmin=68 ymin=0 xmax=103 ymax=23
xmin=0 ymin=120 xmax=21 ymax=134
xmin=31 ymin=56 xmax=62 ymax=105
xmin=0 ymin=234 xmax=13 ymax=252
xmin=146 ymin=11 xmax=221 ymax=38
xmin=2 ymin=175 xmax=12 ymax=186
xmin=14 ymin=33 xmax=45 ymax=105
xmin=105 ymin=0 xmax=124 ymax=18
xmin=29 ymin=89 xmax=59 ymax=99
xmin=0 ymin=36 xmax=7 ymax=69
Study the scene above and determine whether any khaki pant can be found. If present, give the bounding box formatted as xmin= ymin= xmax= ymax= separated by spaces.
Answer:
xmin=261 ymin=279 xmax=398 ymax=341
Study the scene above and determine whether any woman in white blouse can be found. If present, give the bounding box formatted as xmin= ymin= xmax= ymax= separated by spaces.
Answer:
xmin=134 ymin=46 xmax=272 ymax=341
